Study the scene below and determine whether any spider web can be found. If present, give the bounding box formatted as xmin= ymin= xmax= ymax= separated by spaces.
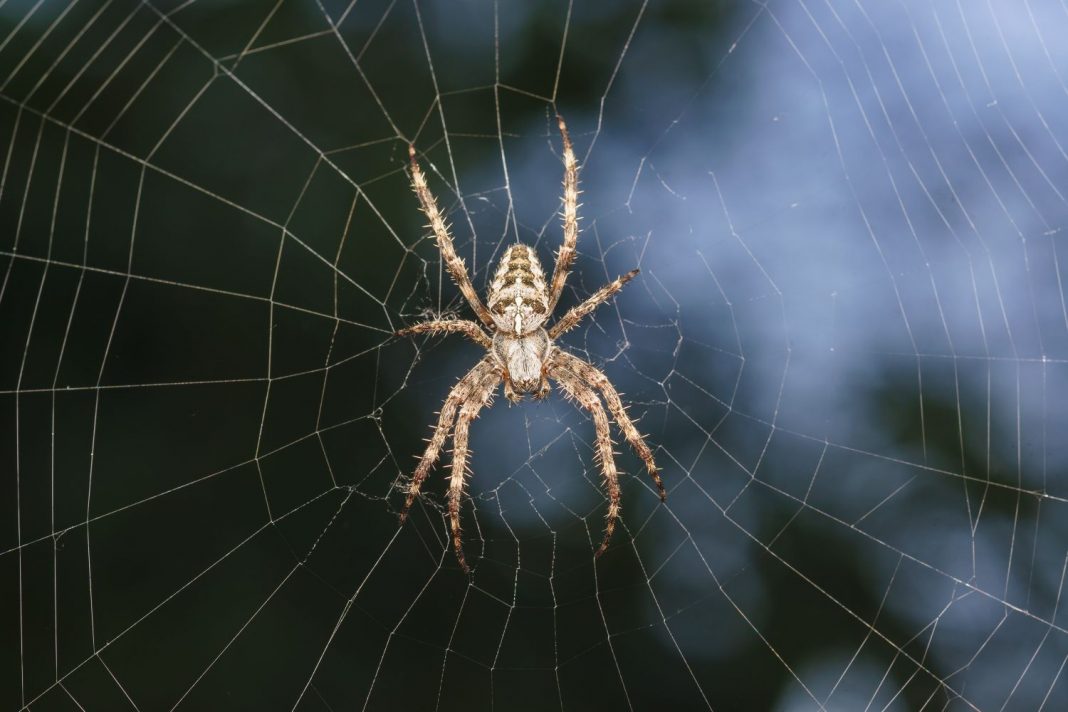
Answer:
xmin=2 ymin=0 xmax=1067 ymax=709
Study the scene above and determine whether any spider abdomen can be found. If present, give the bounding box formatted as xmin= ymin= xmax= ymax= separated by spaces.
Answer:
xmin=487 ymin=244 xmax=550 ymax=335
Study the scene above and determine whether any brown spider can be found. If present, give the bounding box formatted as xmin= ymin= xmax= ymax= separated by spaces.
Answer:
xmin=397 ymin=116 xmax=665 ymax=572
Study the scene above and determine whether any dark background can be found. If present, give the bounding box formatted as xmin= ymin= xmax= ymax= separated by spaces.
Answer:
xmin=2 ymin=1 xmax=1068 ymax=710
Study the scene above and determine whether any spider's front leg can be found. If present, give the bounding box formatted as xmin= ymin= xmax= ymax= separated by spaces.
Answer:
xmin=399 ymin=355 xmax=496 ymax=523
xmin=550 ymin=363 xmax=621 ymax=557
xmin=555 ymin=351 xmax=666 ymax=501
xmin=448 ymin=368 xmax=501 ymax=572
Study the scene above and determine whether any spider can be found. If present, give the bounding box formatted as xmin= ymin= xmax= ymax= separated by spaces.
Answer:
xmin=397 ymin=116 xmax=665 ymax=572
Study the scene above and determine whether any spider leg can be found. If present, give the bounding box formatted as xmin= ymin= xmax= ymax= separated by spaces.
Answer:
xmin=550 ymin=361 xmax=622 ymax=558
xmin=399 ymin=355 xmax=496 ymax=523
xmin=555 ymin=350 xmax=665 ymax=501
xmin=396 ymin=319 xmax=492 ymax=349
xmin=547 ymin=115 xmax=579 ymax=313
xmin=548 ymin=269 xmax=639 ymax=339
xmin=408 ymin=145 xmax=495 ymax=328
xmin=448 ymin=368 xmax=501 ymax=572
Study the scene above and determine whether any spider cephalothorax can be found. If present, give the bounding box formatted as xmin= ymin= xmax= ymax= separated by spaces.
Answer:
xmin=397 ymin=116 xmax=665 ymax=572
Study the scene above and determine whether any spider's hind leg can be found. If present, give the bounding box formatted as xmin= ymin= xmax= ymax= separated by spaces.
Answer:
xmin=548 ymin=269 xmax=639 ymax=340
xmin=548 ymin=115 xmax=579 ymax=313
xmin=408 ymin=145 xmax=495 ymax=328
xmin=396 ymin=319 xmax=492 ymax=348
